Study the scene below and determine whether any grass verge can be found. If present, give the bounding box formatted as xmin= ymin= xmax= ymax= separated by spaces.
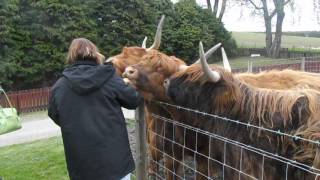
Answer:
xmin=0 ymin=136 xmax=68 ymax=180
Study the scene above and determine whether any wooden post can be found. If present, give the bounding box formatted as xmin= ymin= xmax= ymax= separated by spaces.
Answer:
xmin=135 ymin=102 xmax=147 ymax=180
xmin=301 ymin=57 xmax=305 ymax=71
xmin=16 ymin=95 xmax=21 ymax=115
xmin=247 ymin=60 xmax=253 ymax=73
xmin=250 ymin=54 xmax=260 ymax=73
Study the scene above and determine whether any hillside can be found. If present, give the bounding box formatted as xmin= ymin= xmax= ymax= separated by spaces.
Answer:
xmin=232 ymin=32 xmax=320 ymax=51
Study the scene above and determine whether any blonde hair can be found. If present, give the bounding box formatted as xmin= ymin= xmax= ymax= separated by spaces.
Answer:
xmin=67 ymin=38 xmax=105 ymax=64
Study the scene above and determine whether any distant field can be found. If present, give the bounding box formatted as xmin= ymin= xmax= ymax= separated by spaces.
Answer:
xmin=216 ymin=56 xmax=302 ymax=69
xmin=232 ymin=32 xmax=320 ymax=51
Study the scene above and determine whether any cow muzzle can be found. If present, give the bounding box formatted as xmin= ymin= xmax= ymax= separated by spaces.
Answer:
xmin=123 ymin=66 xmax=138 ymax=78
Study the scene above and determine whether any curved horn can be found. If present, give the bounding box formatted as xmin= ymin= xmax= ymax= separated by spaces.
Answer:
xmin=141 ymin=36 xmax=148 ymax=48
xmin=221 ymin=47 xmax=231 ymax=72
xmin=194 ymin=43 xmax=222 ymax=64
xmin=147 ymin=15 xmax=165 ymax=51
xmin=199 ymin=42 xmax=220 ymax=83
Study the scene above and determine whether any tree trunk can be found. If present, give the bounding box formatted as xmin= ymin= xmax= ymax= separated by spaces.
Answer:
xmin=270 ymin=0 xmax=285 ymax=58
xmin=207 ymin=0 xmax=212 ymax=12
xmin=213 ymin=0 xmax=219 ymax=17
xmin=261 ymin=0 xmax=273 ymax=57
xmin=218 ymin=0 xmax=227 ymax=20
xmin=264 ymin=18 xmax=273 ymax=57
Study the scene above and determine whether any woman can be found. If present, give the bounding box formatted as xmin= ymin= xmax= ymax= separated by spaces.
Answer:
xmin=48 ymin=38 xmax=141 ymax=180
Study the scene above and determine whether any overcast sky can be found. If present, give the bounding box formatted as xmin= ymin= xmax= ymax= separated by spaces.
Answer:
xmin=172 ymin=0 xmax=320 ymax=32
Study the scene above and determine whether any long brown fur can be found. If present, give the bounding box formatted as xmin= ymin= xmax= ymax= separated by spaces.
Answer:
xmin=173 ymin=65 xmax=320 ymax=128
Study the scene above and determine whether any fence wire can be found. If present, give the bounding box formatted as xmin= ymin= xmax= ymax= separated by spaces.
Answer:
xmin=145 ymin=101 xmax=320 ymax=180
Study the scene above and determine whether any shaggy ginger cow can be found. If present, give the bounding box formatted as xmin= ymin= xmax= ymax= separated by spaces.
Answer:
xmin=123 ymin=43 xmax=223 ymax=179
xmin=107 ymin=15 xmax=180 ymax=178
xmin=108 ymin=15 xmax=221 ymax=179
xmin=109 ymin=14 xmax=226 ymax=178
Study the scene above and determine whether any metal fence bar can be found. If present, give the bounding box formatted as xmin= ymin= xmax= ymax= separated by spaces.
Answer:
xmin=155 ymin=101 xmax=320 ymax=147
xmin=150 ymin=112 xmax=320 ymax=178
xmin=134 ymin=103 xmax=147 ymax=180
xmin=301 ymin=57 xmax=306 ymax=71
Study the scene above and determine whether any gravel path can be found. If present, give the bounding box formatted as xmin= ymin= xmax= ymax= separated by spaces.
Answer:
xmin=0 ymin=109 xmax=135 ymax=148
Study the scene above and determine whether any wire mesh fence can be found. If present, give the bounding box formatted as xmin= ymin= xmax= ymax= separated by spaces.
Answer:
xmin=135 ymin=101 xmax=320 ymax=180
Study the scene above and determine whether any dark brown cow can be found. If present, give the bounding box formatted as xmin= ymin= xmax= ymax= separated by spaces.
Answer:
xmin=122 ymin=41 xmax=320 ymax=179
xmin=106 ymin=15 xmax=174 ymax=178
xmin=163 ymin=42 xmax=320 ymax=179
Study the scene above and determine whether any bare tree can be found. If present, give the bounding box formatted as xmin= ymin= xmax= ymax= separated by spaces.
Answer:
xmin=241 ymin=0 xmax=293 ymax=58
xmin=315 ymin=0 xmax=320 ymax=24
xmin=206 ymin=0 xmax=228 ymax=20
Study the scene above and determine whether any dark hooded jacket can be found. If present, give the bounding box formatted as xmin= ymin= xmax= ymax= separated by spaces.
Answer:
xmin=48 ymin=61 xmax=141 ymax=180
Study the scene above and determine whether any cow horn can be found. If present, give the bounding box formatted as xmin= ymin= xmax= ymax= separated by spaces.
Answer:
xmin=141 ymin=36 xmax=147 ymax=48
xmin=147 ymin=15 xmax=165 ymax=51
xmin=221 ymin=47 xmax=231 ymax=72
xmin=199 ymin=42 xmax=220 ymax=83
xmin=194 ymin=43 xmax=222 ymax=64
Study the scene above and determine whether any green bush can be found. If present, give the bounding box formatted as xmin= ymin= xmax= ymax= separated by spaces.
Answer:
xmin=0 ymin=0 xmax=236 ymax=90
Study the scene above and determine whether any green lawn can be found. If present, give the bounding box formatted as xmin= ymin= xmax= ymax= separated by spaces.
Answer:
xmin=0 ymin=118 xmax=137 ymax=180
xmin=232 ymin=32 xmax=320 ymax=51
xmin=224 ymin=56 xmax=302 ymax=69
xmin=0 ymin=136 xmax=68 ymax=180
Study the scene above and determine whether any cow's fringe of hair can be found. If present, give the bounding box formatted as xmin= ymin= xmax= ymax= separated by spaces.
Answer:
xmin=141 ymin=49 xmax=186 ymax=76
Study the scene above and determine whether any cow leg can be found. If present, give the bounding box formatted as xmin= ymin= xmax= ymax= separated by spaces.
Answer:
xmin=164 ymin=124 xmax=184 ymax=180
xmin=148 ymin=146 xmax=160 ymax=176
xmin=146 ymin=112 xmax=162 ymax=177
xmin=195 ymin=153 xmax=209 ymax=180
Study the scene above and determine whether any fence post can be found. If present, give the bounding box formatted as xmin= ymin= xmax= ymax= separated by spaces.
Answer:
xmin=135 ymin=102 xmax=147 ymax=180
xmin=301 ymin=57 xmax=305 ymax=71
xmin=247 ymin=60 xmax=253 ymax=73
xmin=16 ymin=95 xmax=21 ymax=114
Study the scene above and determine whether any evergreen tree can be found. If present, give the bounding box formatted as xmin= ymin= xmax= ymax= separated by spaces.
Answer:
xmin=0 ymin=0 xmax=236 ymax=90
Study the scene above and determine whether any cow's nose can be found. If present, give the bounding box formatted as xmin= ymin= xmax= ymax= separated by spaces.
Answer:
xmin=123 ymin=66 xmax=137 ymax=77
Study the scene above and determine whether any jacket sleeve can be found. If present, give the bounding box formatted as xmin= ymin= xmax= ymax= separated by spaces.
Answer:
xmin=112 ymin=75 xmax=142 ymax=109
xmin=48 ymin=88 xmax=60 ymax=126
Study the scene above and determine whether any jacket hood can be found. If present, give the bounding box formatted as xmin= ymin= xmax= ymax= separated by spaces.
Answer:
xmin=62 ymin=61 xmax=115 ymax=95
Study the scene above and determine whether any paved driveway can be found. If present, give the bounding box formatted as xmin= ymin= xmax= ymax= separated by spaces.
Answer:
xmin=0 ymin=118 xmax=60 ymax=147
xmin=0 ymin=108 xmax=135 ymax=147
